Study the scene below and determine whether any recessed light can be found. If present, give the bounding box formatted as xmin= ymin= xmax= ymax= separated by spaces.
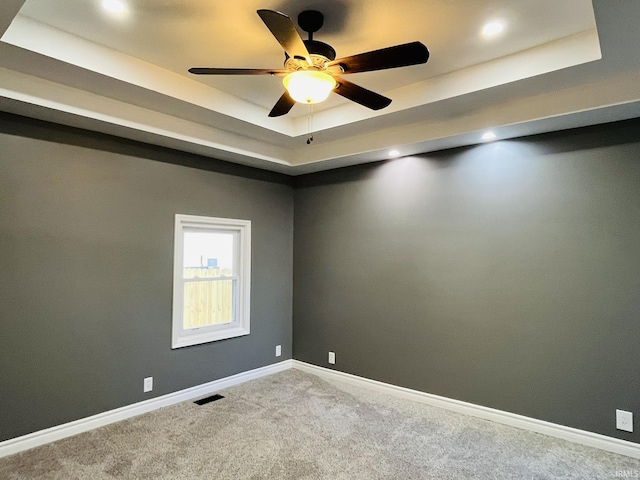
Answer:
xmin=388 ymin=150 xmax=400 ymax=157
xmin=481 ymin=132 xmax=496 ymax=141
xmin=482 ymin=21 xmax=505 ymax=38
xmin=102 ymin=0 xmax=127 ymax=14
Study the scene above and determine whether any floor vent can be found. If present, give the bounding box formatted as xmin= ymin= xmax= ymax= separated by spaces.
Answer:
xmin=194 ymin=394 xmax=225 ymax=406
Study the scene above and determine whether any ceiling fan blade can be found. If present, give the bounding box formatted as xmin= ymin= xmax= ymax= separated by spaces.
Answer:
xmin=328 ymin=41 xmax=429 ymax=74
xmin=189 ymin=67 xmax=288 ymax=76
xmin=257 ymin=9 xmax=311 ymax=64
xmin=269 ymin=91 xmax=296 ymax=117
xmin=334 ymin=77 xmax=391 ymax=110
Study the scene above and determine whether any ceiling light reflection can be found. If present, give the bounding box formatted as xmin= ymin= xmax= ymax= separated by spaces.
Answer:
xmin=102 ymin=0 xmax=127 ymax=14
xmin=482 ymin=21 xmax=505 ymax=37
xmin=481 ymin=132 xmax=497 ymax=141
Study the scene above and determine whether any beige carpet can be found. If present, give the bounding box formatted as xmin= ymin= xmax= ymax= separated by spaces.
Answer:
xmin=2 ymin=369 xmax=640 ymax=479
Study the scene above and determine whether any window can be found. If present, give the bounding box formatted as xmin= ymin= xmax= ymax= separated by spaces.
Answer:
xmin=172 ymin=214 xmax=251 ymax=349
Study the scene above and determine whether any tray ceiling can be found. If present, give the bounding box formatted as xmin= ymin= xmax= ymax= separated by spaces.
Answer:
xmin=1 ymin=0 xmax=639 ymax=174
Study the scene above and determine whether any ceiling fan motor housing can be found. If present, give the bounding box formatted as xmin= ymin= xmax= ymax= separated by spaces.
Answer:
xmin=285 ymin=9 xmax=336 ymax=70
xmin=283 ymin=10 xmax=337 ymax=70
xmin=304 ymin=40 xmax=336 ymax=61
xmin=285 ymin=40 xmax=336 ymax=70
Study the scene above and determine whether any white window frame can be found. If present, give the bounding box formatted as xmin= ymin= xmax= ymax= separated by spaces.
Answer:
xmin=172 ymin=214 xmax=251 ymax=349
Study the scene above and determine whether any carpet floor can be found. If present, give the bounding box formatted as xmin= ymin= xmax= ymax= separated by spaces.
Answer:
xmin=2 ymin=369 xmax=640 ymax=479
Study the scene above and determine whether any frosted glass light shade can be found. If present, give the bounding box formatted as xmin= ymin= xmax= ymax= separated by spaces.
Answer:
xmin=283 ymin=70 xmax=336 ymax=104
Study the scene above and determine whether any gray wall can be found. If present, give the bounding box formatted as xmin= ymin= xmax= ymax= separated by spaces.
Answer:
xmin=0 ymin=114 xmax=294 ymax=442
xmin=293 ymin=119 xmax=640 ymax=443
xmin=3 ymin=111 xmax=640 ymax=446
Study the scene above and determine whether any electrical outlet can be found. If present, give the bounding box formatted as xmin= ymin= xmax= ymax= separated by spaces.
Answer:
xmin=328 ymin=351 xmax=336 ymax=364
xmin=144 ymin=377 xmax=153 ymax=393
xmin=616 ymin=409 xmax=633 ymax=432
xmin=275 ymin=345 xmax=282 ymax=357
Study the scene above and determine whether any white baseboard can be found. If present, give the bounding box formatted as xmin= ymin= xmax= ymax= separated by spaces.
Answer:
xmin=0 ymin=360 xmax=293 ymax=459
xmin=292 ymin=360 xmax=640 ymax=460
xmin=5 ymin=358 xmax=639 ymax=461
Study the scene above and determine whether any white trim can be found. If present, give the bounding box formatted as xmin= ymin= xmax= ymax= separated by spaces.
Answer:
xmin=292 ymin=361 xmax=640 ymax=460
xmin=0 ymin=360 xmax=293 ymax=459
xmin=4 ymin=359 xmax=640 ymax=461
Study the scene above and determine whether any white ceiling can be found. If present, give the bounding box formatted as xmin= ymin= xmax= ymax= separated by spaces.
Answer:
xmin=1 ymin=0 xmax=639 ymax=175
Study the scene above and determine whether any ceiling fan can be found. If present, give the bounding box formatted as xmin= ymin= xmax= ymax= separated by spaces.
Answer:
xmin=189 ymin=9 xmax=430 ymax=117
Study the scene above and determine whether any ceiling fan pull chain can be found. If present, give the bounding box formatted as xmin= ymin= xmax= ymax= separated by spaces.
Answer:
xmin=307 ymin=104 xmax=314 ymax=144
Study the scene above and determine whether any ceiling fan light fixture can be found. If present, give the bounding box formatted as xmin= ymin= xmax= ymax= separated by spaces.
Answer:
xmin=189 ymin=10 xmax=429 ymax=117
xmin=283 ymin=70 xmax=336 ymax=104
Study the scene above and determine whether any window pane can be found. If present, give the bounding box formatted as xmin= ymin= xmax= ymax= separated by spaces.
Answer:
xmin=183 ymin=231 xmax=234 ymax=278
xmin=183 ymin=279 xmax=234 ymax=329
